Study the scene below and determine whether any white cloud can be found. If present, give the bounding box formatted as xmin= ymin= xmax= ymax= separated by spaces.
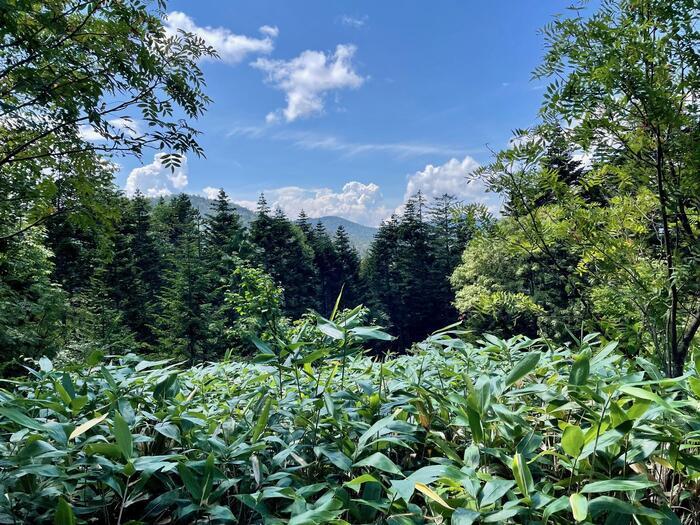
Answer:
xmin=236 ymin=182 xmax=390 ymax=226
xmin=404 ymin=156 xmax=501 ymax=213
xmin=259 ymin=25 xmax=279 ymax=38
xmin=202 ymin=186 xmax=221 ymax=200
xmin=226 ymin=157 xmax=500 ymax=227
xmin=126 ymin=153 xmax=189 ymax=197
xmin=339 ymin=15 xmax=368 ymax=28
xmin=252 ymin=44 xmax=365 ymax=122
xmin=79 ymin=118 xmax=142 ymax=141
xmin=165 ymin=11 xmax=276 ymax=64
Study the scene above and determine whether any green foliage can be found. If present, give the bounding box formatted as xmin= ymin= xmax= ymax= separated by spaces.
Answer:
xmin=223 ymin=261 xmax=285 ymax=352
xmin=0 ymin=0 xmax=214 ymax=242
xmin=364 ymin=193 xmax=491 ymax=347
xmin=0 ymin=331 xmax=697 ymax=523
xmin=250 ymin=197 xmax=319 ymax=318
xmin=0 ymin=229 xmax=65 ymax=374
xmin=454 ymin=0 xmax=700 ymax=375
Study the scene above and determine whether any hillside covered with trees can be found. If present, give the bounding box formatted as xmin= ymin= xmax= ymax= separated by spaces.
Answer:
xmin=0 ymin=0 xmax=698 ymax=523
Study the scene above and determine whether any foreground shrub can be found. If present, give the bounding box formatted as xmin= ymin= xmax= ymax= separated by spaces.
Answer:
xmin=0 ymin=324 xmax=698 ymax=523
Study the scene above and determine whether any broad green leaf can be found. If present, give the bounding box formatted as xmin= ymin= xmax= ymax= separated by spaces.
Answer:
xmin=483 ymin=508 xmax=521 ymax=522
xmin=505 ymin=352 xmax=540 ymax=386
xmin=54 ymin=498 xmax=76 ymax=525
xmin=251 ymin=396 xmax=272 ymax=442
xmin=451 ymin=508 xmax=480 ymax=525
xmin=587 ymin=496 xmax=665 ymax=519
xmin=479 ymin=479 xmax=515 ymax=507
xmin=618 ymin=385 xmax=674 ymax=412
xmin=466 ymin=406 xmax=483 ymax=443
xmin=0 ymin=407 xmax=45 ymax=431
xmin=113 ymin=411 xmax=133 ymax=461
xmin=580 ymin=479 xmax=658 ymax=493
xmin=317 ymin=322 xmax=344 ymax=340
xmin=511 ymin=453 xmax=533 ymax=498
xmin=354 ymin=452 xmax=403 ymax=475
xmin=569 ymin=493 xmax=588 ymax=522
xmin=569 ymin=350 xmax=590 ymax=386
xmin=350 ymin=326 xmax=394 ymax=341
xmin=687 ymin=376 xmax=700 ymax=398
xmin=39 ymin=357 xmax=53 ymax=372
xmin=154 ymin=422 xmax=180 ymax=441
xmin=561 ymin=424 xmax=584 ymax=457
xmin=178 ymin=463 xmax=203 ymax=502
xmin=315 ymin=446 xmax=352 ymax=471
xmin=344 ymin=474 xmax=380 ymax=493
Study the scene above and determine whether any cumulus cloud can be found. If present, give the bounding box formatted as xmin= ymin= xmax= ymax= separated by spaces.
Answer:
xmin=404 ymin=156 xmax=501 ymax=213
xmin=125 ymin=153 xmax=188 ymax=197
xmin=202 ymin=186 xmax=221 ymax=200
xmin=236 ymin=182 xmax=390 ymax=226
xmin=252 ymin=44 xmax=365 ymax=122
xmin=165 ymin=11 xmax=276 ymax=64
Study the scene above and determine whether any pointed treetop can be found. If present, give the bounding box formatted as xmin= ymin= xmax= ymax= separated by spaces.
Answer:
xmin=256 ymin=193 xmax=270 ymax=216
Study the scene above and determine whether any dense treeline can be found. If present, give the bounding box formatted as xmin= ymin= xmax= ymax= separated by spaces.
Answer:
xmin=0 ymin=0 xmax=697 ymax=378
xmin=1 ymin=180 xmax=484 ymax=372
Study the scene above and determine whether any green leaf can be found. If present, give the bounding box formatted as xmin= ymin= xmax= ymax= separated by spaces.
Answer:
xmin=561 ymin=424 xmax=584 ymax=457
xmin=587 ymin=496 xmax=665 ymax=519
xmin=618 ymin=385 xmax=674 ymax=412
xmin=323 ymin=392 xmax=335 ymax=417
xmin=451 ymin=508 xmax=480 ymax=525
xmin=466 ymin=406 xmax=483 ymax=443
xmin=85 ymin=350 xmax=104 ymax=367
xmin=0 ymin=407 xmax=45 ymax=431
xmin=54 ymin=498 xmax=76 ymax=525
xmin=687 ymin=376 xmax=700 ymax=398
xmin=154 ymin=422 xmax=180 ymax=441
xmin=201 ymin=453 xmax=215 ymax=504
xmin=344 ymin=474 xmax=379 ymax=493
xmin=317 ymin=322 xmax=344 ymax=340
xmin=350 ymin=326 xmax=394 ymax=341
xmin=315 ymin=446 xmax=352 ymax=471
xmin=505 ymin=352 xmax=540 ymax=386
xmin=39 ymin=357 xmax=53 ymax=372
xmin=251 ymin=396 xmax=272 ymax=443
xmin=511 ymin=453 xmax=533 ymax=498
xmin=580 ymin=479 xmax=659 ymax=493
xmin=354 ymin=452 xmax=403 ymax=475
xmin=113 ymin=411 xmax=133 ymax=461
xmin=569 ymin=493 xmax=588 ymax=522
xmin=479 ymin=479 xmax=515 ymax=507
xmin=178 ymin=463 xmax=203 ymax=502
xmin=569 ymin=350 xmax=590 ymax=386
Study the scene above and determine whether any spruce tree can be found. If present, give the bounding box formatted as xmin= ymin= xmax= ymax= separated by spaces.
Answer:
xmin=203 ymin=189 xmax=248 ymax=357
xmin=334 ymin=225 xmax=363 ymax=308
xmin=250 ymin=200 xmax=318 ymax=318
xmin=153 ymin=195 xmax=208 ymax=363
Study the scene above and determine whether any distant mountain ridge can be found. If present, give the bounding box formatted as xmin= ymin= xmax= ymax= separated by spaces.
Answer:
xmin=148 ymin=194 xmax=377 ymax=253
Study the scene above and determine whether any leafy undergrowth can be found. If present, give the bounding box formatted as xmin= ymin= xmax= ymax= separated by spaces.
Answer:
xmin=0 ymin=317 xmax=699 ymax=524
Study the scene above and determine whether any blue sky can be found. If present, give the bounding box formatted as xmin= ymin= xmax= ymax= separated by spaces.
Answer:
xmin=115 ymin=0 xmax=580 ymax=226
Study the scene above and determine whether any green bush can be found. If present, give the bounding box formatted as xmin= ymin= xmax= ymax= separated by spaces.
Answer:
xmin=0 ymin=323 xmax=698 ymax=523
